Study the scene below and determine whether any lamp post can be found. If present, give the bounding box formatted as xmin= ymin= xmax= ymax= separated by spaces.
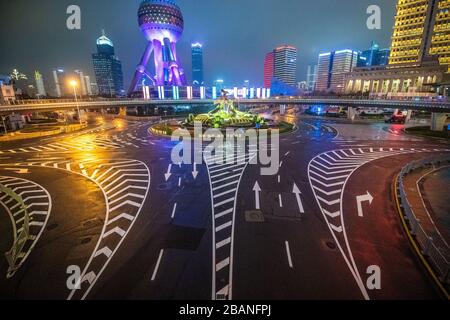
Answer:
xmin=69 ymin=80 xmax=82 ymax=125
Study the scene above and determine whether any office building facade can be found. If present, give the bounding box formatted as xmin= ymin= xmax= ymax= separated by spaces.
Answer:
xmin=316 ymin=50 xmax=358 ymax=93
xmin=273 ymin=45 xmax=297 ymax=87
xmin=345 ymin=0 xmax=450 ymax=96
xmin=357 ymin=42 xmax=390 ymax=67
xmin=92 ymin=31 xmax=124 ymax=97
xmin=191 ymin=43 xmax=204 ymax=86
xmin=34 ymin=71 xmax=46 ymax=97
xmin=264 ymin=52 xmax=275 ymax=88
xmin=306 ymin=65 xmax=318 ymax=91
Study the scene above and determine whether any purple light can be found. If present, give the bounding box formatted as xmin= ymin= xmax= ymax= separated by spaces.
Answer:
xmin=128 ymin=0 xmax=187 ymax=95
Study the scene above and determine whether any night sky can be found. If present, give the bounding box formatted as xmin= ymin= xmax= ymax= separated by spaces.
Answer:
xmin=0 ymin=0 xmax=396 ymax=89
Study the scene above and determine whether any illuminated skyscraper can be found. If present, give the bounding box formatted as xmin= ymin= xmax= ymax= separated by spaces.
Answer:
xmin=191 ymin=43 xmax=204 ymax=86
xmin=316 ymin=50 xmax=358 ymax=93
xmin=389 ymin=0 xmax=450 ymax=71
xmin=52 ymin=69 xmax=66 ymax=97
xmin=74 ymin=70 xmax=87 ymax=96
xmin=306 ymin=65 xmax=318 ymax=91
xmin=273 ymin=45 xmax=297 ymax=86
xmin=34 ymin=71 xmax=46 ymax=97
xmin=264 ymin=52 xmax=274 ymax=88
xmin=84 ymin=75 xmax=92 ymax=96
xmin=92 ymin=31 xmax=124 ymax=97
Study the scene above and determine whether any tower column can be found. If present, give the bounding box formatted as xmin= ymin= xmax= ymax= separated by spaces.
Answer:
xmin=128 ymin=42 xmax=154 ymax=95
xmin=153 ymin=40 xmax=164 ymax=86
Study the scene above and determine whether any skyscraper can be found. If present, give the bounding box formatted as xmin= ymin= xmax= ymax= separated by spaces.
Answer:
xmin=34 ymin=71 xmax=46 ymax=97
xmin=92 ymin=31 xmax=124 ymax=97
xmin=74 ymin=70 xmax=87 ymax=96
xmin=389 ymin=0 xmax=450 ymax=71
xmin=52 ymin=69 xmax=66 ymax=97
xmin=306 ymin=65 xmax=318 ymax=91
xmin=273 ymin=45 xmax=297 ymax=87
xmin=191 ymin=43 xmax=204 ymax=86
xmin=357 ymin=42 xmax=390 ymax=67
xmin=264 ymin=52 xmax=274 ymax=89
xmin=316 ymin=50 xmax=358 ymax=93
xmin=84 ymin=75 xmax=92 ymax=96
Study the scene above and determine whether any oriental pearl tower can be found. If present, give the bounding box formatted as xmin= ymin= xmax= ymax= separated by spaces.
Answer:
xmin=128 ymin=0 xmax=187 ymax=95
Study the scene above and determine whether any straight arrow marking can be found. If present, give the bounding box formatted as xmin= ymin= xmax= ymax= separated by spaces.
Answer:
xmin=253 ymin=181 xmax=261 ymax=210
xmin=292 ymin=183 xmax=304 ymax=214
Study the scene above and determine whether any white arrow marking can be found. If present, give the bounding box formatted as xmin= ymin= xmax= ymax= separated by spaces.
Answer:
xmin=330 ymin=224 xmax=343 ymax=233
xmin=253 ymin=181 xmax=261 ymax=210
xmin=292 ymin=183 xmax=304 ymax=214
xmin=192 ymin=162 xmax=198 ymax=179
xmin=107 ymin=213 xmax=134 ymax=225
xmin=94 ymin=246 xmax=112 ymax=258
xmin=103 ymin=226 xmax=126 ymax=239
xmin=356 ymin=191 xmax=374 ymax=217
xmin=81 ymin=271 xmax=96 ymax=285
xmin=323 ymin=209 xmax=341 ymax=218
xmin=165 ymin=164 xmax=172 ymax=181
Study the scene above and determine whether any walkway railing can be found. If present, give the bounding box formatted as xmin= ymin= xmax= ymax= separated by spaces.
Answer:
xmin=0 ymin=184 xmax=30 ymax=275
xmin=396 ymin=155 xmax=450 ymax=285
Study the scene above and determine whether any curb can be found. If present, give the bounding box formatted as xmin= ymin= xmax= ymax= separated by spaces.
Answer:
xmin=393 ymin=173 xmax=450 ymax=300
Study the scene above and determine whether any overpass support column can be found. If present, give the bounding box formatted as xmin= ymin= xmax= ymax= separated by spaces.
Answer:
xmin=405 ymin=110 xmax=413 ymax=123
xmin=431 ymin=113 xmax=448 ymax=131
xmin=280 ymin=105 xmax=286 ymax=115
xmin=119 ymin=107 xmax=127 ymax=117
xmin=347 ymin=107 xmax=356 ymax=121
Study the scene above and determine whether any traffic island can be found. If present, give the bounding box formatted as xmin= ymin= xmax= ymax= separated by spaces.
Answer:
xmin=0 ymin=123 xmax=88 ymax=142
xmin=149 ymin=96 xmax=295 ymax=138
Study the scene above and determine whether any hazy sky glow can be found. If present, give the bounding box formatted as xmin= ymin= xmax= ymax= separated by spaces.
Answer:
xmin=0 ymin=0 xmax=396 ymax=88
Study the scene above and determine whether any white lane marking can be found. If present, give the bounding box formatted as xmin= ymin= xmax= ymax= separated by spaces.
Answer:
xmin=216 ymin=221 xmax=232 ymax=232
xmin=216 ymin=237 xmax=231 ymax=249
xmin=151 ymin=249 xmax=164 ymax=281
xmin=171 ymin=203 xmax=177 ymax=219
xmin=214 ymin=208 xmax=233 ymax=219
xmin=216 ymin=257 xmax=230 ymax=272
xmin=285 ymin=241 xmax=293 ymax=269
xmin=178 ymin=177 xmax=181 ymax=187
xmin=279 ymin=194 xmax=283 ymax=208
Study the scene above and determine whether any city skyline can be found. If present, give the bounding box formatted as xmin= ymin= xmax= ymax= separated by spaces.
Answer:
xmin=0 ymin=0 xmax=396 ymax=88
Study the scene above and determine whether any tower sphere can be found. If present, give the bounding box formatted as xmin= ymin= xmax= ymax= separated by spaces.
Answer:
xmin=138 ymin=0 xmax=184 ymax=43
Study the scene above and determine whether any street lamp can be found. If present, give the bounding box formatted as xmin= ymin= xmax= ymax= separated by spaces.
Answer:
xmin=69 ymin=80 xmax=82 ymax=125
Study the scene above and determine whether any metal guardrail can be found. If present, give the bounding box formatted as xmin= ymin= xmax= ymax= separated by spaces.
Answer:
xmin=397 ymin=155 xmax=450 ymax=284
xmin=0 ymin=184 xmax=30 ymax=275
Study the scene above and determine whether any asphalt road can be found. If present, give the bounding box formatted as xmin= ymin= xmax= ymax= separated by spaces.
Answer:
xmin=0 ymin=113 xmax=449 ymax=300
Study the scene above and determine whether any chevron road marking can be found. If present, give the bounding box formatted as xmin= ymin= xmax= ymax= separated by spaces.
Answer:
xmin=308 ymin=147 xmax=450 ymax=300
xmin=204 ymin=144 xmax=257 ymax=301
xmin=0 ymin=176 xmax=51 ymax=278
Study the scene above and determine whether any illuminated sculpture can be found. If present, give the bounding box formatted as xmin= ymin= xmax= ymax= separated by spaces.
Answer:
xmin=128 ymin=0 xmax=187 ymax=95
xmin=185 ymin=92 xmax=266 ymax=128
